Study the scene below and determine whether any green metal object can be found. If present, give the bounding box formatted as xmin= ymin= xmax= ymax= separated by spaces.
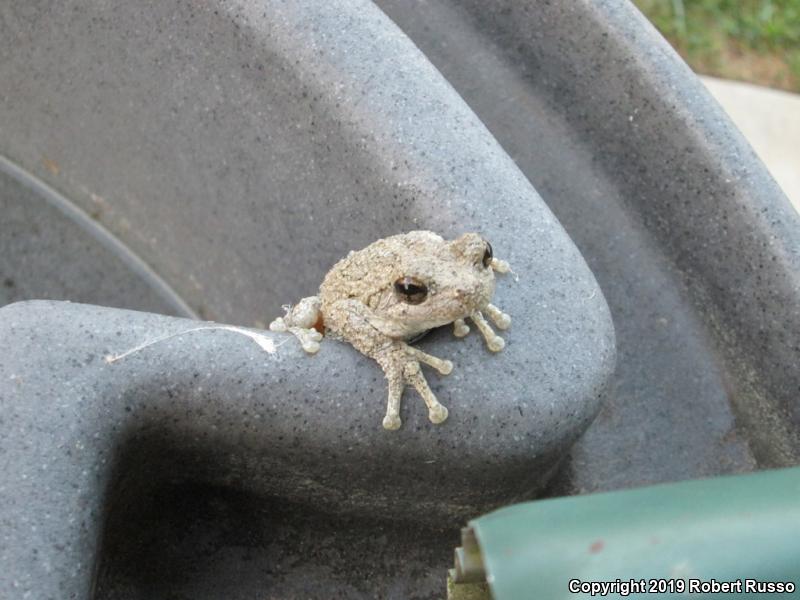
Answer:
xmin=449 ymin=527 xmax=492 ymax=600
xmin=467 ymin=467 xmax=800 ymax=599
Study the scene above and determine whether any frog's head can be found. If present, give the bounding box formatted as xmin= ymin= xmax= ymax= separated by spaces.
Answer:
xmin=371 ymin=232 xmax=499 ymax=339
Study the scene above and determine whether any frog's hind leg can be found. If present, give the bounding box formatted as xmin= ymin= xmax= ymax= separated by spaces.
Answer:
xmin=374 ymin=342 xmax=451 ymax=430
xmin=325 ymin=298 xmax=452 ymax=430
xmin=269 ymin=296 xmax=323 ymax=354
xmin=285 ymin=326 xmax=322 ymax=354
xmin=403 ymin=359 xmax=449 ymax=425
xmin=405 ymin=346 xmax=453 ymax=375
xmin=382 ymin=374 xmax=404 ymax=431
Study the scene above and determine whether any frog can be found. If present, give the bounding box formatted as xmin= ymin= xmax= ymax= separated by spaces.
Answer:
xmin=269 ymin=231 xmax=511 ymax=430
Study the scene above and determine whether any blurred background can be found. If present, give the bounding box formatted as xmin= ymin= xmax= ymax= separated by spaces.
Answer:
xmin=634 ymin=0 xmax=799 ymax=91
xmin=634 ymin=0 xmax=800 ymax=210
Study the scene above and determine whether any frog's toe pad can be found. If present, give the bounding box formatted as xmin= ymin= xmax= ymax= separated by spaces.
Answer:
xmin=428 ymin=404 xmax=449 ymax=424
xmin=269 ymin=317 xmax=288 ymax=332
xmin=453 ymin=319 xmax=470 ymax=338
xmin=302 ymin=339 xmax=321 ymax=354
xmin=383 ymin=414 xmax=402 ymax=430
xmin=488 ymin=337 xmax=505 ymax=352
xmin=494 ymin=313 xmax=511 ymax=330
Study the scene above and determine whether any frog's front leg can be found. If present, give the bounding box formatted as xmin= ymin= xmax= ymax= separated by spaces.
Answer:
xmin=269 ymin=296 xmax=324 ymax=354
xmin=453 ymin=305 xmax=510 ymax=348
xmin=470 ymin=309 xmax=507 ymax=351
xmin=452 ymin=254 xmax=512 ymax=349
xmin=325 ymin=299 xmax=452 ymax=430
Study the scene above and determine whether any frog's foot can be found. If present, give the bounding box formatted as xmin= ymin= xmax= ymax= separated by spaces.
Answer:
xmin=290 ymin=326 xmax=322 ymax=353
xmin=491 ymin=257 xmax=511 ymax=273
xmin=379 ymin=343 xmax=452 ymax=430
xmin=269 ymin=296 xmax=323 ymax=354
xmin=453 ymin=303 xmax=510 ymax=344
xmin=484 ymin=303 xmax=511 ymax=330
xmin=453 ymin=318 xmax=470 ymax=338
xmin=470 ymin=310 xmax=506 ymax=352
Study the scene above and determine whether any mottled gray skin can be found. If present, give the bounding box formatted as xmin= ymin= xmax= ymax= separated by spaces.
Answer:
xmin=271 ymin=231 xmax=511 ymax=430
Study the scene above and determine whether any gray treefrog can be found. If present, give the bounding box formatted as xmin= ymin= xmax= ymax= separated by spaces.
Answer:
xmin=269 ymin=231 xmax=511 ymax=430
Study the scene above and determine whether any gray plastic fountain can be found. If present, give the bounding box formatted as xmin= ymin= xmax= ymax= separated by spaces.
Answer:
xmin=1 ymin=1 xmax=798 ymax=598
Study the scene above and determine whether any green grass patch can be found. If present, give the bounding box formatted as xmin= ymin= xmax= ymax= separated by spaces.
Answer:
xmin=633 ymin=0 xmax=800 ymax=91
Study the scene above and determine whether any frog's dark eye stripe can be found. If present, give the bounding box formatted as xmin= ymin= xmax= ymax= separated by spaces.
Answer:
xmin=482 ymin=240 xmax=493 ymax=268
xmin=394 ymin=276 xmax=428 ymax=304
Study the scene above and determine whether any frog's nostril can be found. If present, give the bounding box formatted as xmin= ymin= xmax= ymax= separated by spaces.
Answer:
xmin=456 ymin=287 xmax=480 ymax=305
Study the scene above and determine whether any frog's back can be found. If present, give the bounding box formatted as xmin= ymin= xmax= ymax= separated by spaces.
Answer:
xmin=319 ymin=231 xmax=444 ymax=306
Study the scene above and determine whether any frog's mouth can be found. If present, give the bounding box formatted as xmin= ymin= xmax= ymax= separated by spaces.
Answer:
xmin=406 ymin=329 xmax=431 ymax=344
xmin=453 ymin=289 xmax=493 ymax=315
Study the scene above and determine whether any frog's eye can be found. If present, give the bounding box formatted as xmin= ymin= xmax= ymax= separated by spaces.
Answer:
xmin=394 ymin=276 xmax=428 ymax=305
xmin=482 ymin=240 xmax=493 ymax=268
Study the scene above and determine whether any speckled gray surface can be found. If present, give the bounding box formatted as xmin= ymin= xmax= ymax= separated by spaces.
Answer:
xmin=0 ymin=1 xmax=616 ymax=598
xmin=1 ymin=0 xmax=607 ymax=329
xmin=0 ymin=297 xmax=610 ymax=599
xmin=376 ymin=0 xmax=800 ymax=492
xmin=0 ymin=157 xmax=194 ymax=317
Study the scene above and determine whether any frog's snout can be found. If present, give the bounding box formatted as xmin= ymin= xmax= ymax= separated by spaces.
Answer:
xmin=455 ymin=284 xmax=492 ymax=311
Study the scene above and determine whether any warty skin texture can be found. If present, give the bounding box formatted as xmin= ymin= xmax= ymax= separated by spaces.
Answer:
xmin=270 ymin=231 xmax=511 ymax=430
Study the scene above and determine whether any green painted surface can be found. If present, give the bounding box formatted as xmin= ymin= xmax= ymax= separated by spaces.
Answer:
xmin=471 ymin=467 xmax=800 ymax=599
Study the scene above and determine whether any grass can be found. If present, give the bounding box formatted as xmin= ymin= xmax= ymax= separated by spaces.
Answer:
xmin=633 ymin=0 xmax=800 ymax=92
